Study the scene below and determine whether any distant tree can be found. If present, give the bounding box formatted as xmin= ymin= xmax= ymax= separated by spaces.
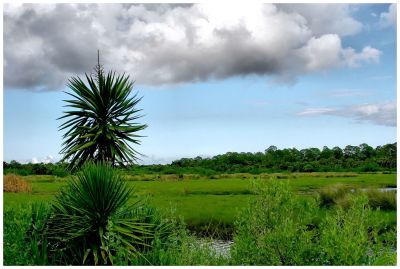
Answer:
xmin=9 ymin=160 xmax=22 ymax=169
xmin=343 ymin=145 xmax=360 ymax=159
xmin=358 ymin=143 xmax=374 ymax=160
xmin=302 ymin=148 xmax=321 ymax=162
xmin=331 ymin=146 xmax=344 ymax=160
xmin=58 ymin=51 xmax=147 ymax=170
xmin=320 ymin=146 xmax=333 ymax=159
xmin=376 ymin=143 xmax=397 ymax=168
xmin=265 ymin=145 xmax=278 ymax=154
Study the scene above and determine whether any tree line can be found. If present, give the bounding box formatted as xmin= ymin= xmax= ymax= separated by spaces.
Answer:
xmin=167 ymin=142 xmax=396 ymax=174
xmin=3 ymin=143 xmax=396 ymax=176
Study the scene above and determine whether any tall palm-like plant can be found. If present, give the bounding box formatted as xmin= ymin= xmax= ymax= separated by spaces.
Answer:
xmin=58 ymin=52 xmax=147 ymax=170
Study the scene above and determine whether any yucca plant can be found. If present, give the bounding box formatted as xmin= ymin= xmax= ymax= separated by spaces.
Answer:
xmin=58 ymin=52 xmax=147 ymax=170
xmin=47 ymin=163 xmax=154 ymax=265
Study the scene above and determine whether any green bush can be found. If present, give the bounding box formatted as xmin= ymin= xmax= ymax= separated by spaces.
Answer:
xmin=4 ymin=168 xmax=31 ymax=176
xmin=231 ymin=180 xmax=320 ymax=265
xmin=231 ymin=180 xmax=396 ymax=265
xmin=318 ymin=195 xmax=395 ymax=265
xmin=359 ymin=162 xmax=380 ymax=172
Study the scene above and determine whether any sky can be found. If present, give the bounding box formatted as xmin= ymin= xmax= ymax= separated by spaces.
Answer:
xmin=3 ymin=3 xmax=397 ymax=164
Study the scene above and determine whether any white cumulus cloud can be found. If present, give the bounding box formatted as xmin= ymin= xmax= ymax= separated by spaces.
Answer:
xmin=4 ymin=3 xmax=381 ymax=91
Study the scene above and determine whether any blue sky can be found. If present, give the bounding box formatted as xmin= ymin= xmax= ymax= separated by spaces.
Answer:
xmin=3 ymin=3 xmax=397 ymax=164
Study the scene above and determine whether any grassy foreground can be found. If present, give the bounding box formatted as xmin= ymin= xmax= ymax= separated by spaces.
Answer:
xmin=3 ymin=171 xmax=397 ymax=265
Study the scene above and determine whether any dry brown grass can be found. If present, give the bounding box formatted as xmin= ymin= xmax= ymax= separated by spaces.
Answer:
xmin=3 ymin=174 xmax=32 ymax=193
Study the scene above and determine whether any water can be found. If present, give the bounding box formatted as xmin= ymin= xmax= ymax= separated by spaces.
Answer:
xmin=210 ymin=239 xmax=233 ymax=257
xmin=379 ymin=187 xmax=396 ymax=192
xmin=358 ymin=187 xmax=397 ymax=192
xmin=198 ymin=238 xmax=233 ymax=257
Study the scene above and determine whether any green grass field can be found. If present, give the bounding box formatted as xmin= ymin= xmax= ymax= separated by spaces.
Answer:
xmin=4 ymin=172 xmax=396 ymax=235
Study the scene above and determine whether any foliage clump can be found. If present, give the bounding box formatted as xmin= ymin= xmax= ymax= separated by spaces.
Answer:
xmin=231 ymin=180 xmax=320 ymax=265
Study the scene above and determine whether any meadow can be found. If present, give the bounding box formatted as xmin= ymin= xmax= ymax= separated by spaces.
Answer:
xmin=4 ymin=172 xmax=397 ymax=236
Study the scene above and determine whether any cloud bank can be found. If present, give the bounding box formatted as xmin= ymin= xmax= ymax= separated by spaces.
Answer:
xmin=4 ymin=3 xmax=384 ymax=91
xmin=298 ymin=102 xmax=396 ymax=127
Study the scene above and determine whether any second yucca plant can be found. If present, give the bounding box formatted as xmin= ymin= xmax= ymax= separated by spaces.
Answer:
xmin=47 ymin=163 xmax=153 ymax=265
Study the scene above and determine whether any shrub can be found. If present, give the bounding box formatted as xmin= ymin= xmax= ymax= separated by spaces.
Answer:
xmin=231 ymin=180 xmax=320 ymax=265
xmin=232 ymin=180 xmax=396 ymax=265
xmin=318 ymin=195 xmax=395 ymax=265
xmin=4 ymin=168 xmax=32 ymax=176
xmin=359 ymin=162 xmax=380 ymax=172
xmin=32 ymin=164 xmax=49 ymax=175
xmin=301 ymin=164 xmax=315 ymax=172
xmin=3 ymin=174 xmax=32 ymax=193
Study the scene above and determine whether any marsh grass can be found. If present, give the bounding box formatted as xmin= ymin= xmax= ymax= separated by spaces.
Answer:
xmin=365 ymin=189 xmax=396 ymax=211
xmin=319 ymin=184 xmax=354 ymax=207
xmin=319 ymin=184 xmax=396 ymax=210
xmin=4 ymin=174 xmax=32 ymax=193
xmin=4 ymin=172 xmax=396 ymax=238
